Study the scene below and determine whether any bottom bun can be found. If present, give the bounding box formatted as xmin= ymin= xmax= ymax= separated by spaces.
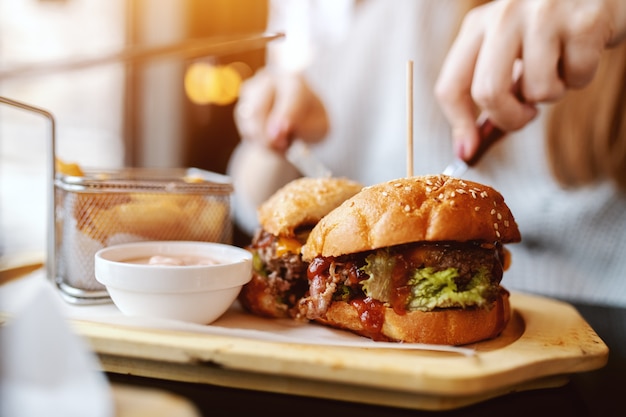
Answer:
xmin=315 ymin=289 xmax=511 ymax=345
xmin=238 ymin=272 xmax=290 ymax=318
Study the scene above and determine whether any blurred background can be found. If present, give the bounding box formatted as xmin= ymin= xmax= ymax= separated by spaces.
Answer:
xmin=1 ymin=0 xmax=269 ymax=258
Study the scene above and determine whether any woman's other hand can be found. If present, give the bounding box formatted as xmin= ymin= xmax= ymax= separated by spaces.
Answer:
xmin=234 ymin=68 xmax=329 ymax=153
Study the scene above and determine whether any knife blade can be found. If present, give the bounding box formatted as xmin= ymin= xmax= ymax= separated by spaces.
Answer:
xmin=285 ymin=139 xmax=332 ymax=178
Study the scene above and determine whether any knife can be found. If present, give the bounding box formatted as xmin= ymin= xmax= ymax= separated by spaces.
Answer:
xmin=442 ymin=115 xmax=507 ymax=177
xmin=443 ymin=80 xmax=524 ymax=178
xmin=285 ymin=139 xmax=332 ymax=178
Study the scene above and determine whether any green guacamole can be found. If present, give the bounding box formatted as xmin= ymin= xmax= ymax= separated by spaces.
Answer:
xmin=360 ymin=251 xmax=494 ymax=312
xmin=252 ymin=252 xmax=267 ymax=277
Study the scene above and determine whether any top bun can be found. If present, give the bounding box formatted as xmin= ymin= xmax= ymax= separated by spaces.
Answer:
xmin=257 ymin=177 xmax=363 ymax=237
xmin=302 ymin=175 xmax=521 ymax=260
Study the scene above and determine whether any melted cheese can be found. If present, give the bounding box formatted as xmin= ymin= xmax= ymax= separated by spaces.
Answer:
xmin=275 ymin=236 xmax=302 ymax=257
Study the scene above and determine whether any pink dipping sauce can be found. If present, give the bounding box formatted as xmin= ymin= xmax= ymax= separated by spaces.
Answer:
xmin=125 ymin=255 xmax=220 ymax=266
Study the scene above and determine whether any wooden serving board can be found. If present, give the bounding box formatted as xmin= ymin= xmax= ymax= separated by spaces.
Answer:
xmin=69 ymin=292 xmax=608 ymax=411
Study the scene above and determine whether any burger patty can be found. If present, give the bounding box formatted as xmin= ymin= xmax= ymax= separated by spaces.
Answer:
xmin=298 ymin=241 xmax=506 ymax=320
xmin=405 ymin=242 xmax=505 ymax=289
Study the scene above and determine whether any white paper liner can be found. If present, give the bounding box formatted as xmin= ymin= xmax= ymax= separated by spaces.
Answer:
xmin=4 ymin=271 xmax=477 ymax=357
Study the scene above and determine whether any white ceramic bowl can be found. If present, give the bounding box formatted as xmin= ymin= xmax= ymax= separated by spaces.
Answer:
xmin=94 ymin=241 xmax=252 ymax=324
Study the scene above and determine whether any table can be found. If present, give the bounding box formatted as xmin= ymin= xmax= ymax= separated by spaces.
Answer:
xmin=110 ymin=384 xmax=201 ymax=417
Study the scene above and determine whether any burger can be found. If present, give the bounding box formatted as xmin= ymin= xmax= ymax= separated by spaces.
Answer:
xmin=238 ymin=177 xmax=363 ymax=319
xmin=298 ymin=174 xmax=521 ymax=345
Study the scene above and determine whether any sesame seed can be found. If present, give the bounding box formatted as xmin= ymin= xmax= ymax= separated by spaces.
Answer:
xmin=504 ymin=220 xmax=510 ymax=227
xmin=451 ymin=192 xmax=456 ymax=198
xmin=495 ymin=230 xmax=501 ymax=238
xmin=474 ymin=206 xmax=480 ymax=212
xmin=470 ymin=190 xmax=477 ymax=199
xmin=426 ymin=186 xmax=432 ymax=193
xmin=439 ymin=193 xmax=444 ymax=199
xmin=382 ymin=191 xmax=388 ymax=197
xmin=426 ymin=180 xmax=433 ymax=186
xmin=405 ymin=186 xmax=412 ymax=191
xmin=404 ymin=204 xmax=411 ymax=212
xmin=490 ymin=209 xmax=496 ymax=215
xmin=497 ymin=213 xmax=502 ymax=220
xmin=393 ymin=183 xmax=402 ymax=188
xmin=493 ymin=223 xmax=499 ymax=230
xmin=460 ymin=181 xmax=467 ymax=187
xmin=456 ymin=188 xmax=467 ymax=194
xmin=480 ymin=191 xmax=488 ymax=198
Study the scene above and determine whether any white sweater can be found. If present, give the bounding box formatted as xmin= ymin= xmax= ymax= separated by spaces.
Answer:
xmin=248 ymin=0 xmax=626 ymax=307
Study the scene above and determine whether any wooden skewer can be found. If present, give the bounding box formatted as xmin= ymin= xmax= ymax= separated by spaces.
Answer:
xmin=406 ymin=60 xmax=414 ymax=177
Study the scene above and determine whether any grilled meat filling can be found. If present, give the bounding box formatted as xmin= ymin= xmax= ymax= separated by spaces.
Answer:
xmin=243 ymin=229 xmax=310 ymax=318
xmin=298 ymin=241 xmax=507 ymax=320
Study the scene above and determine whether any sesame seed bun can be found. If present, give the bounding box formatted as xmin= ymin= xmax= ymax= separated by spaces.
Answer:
xmin=257 ymin=177 xmax=363 ymax=237
xmin=301 ymin=175 xmax=521 ymax=261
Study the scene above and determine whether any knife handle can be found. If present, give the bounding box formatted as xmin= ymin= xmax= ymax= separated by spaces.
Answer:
xmin=466 ymin=79 xmax=524 ymax=167
xmin=464 ymin=117 xmax=506 ymax=167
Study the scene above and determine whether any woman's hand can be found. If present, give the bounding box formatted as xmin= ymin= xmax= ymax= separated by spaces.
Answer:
xmin=234 ymin=68 xmax=329 ymax=153
xmin=435 ymin=0 xmax=626 ymax=161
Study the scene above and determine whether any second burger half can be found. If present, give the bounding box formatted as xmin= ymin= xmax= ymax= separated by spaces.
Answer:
xmin=239 ymin=177 xmax=363 ymax=319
